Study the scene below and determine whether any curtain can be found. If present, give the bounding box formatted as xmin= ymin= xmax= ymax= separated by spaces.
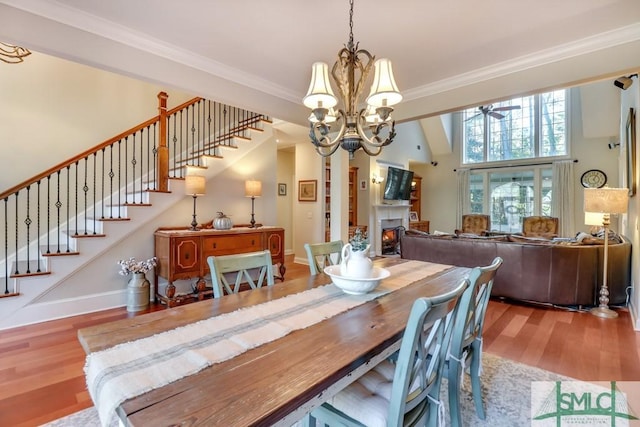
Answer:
xmin=456 ymin=169 xmax=470 ymax=229
xmin=552 ymin=160 xmax=575 ymax=237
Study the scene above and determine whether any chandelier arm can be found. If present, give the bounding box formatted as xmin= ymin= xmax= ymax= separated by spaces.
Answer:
xmin=308 ymin=112 xmax=348 ymax=157
xmin=355 ymin=114 xmax=396 ymax=149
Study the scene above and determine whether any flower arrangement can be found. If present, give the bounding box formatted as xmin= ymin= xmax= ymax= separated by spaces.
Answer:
xmin=349 ymin=228 xmax=369 ymax=252
xmin=117 ymin=256 xmax=157 ymax=276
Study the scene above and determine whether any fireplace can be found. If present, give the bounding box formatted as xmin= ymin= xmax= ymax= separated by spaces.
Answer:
xmin=381 ymin=226 xmax=404 ymax=255
xmin=372 ymin=204 xmax=410 ymax=256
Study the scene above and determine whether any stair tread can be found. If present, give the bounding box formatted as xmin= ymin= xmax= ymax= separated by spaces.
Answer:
xmin=0 ymin=292 xmax=20 ymax=298
xmin=69 ymin=231 xmax=106 ymax=238
xmin=10 ymin=260 xmax=50 ymax=277
xmin=40 ymin=245 xmax=79 ymax=256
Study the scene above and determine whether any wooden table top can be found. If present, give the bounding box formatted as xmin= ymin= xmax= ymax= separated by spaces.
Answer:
xmin=77 ymin=258 xmax=470 ymax=426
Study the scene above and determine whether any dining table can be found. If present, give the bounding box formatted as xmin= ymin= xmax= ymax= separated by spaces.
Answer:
xmin=77 ymin=257 xmax=470 ymax=426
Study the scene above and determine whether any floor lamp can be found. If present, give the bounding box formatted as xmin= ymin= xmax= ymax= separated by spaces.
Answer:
xmin=245 ymin=180 xmax=262 ymax=228
xmin=185 ymin=175 xmax=206 ymax=231
xmin=584 ymin=187 xmax=628 ymax=318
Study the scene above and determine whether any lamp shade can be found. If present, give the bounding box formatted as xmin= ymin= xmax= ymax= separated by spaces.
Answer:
xmin=584 ymin=187 xmax=628 ymax=214
xmin=245 ymin=180 xmax=262 ymax=197
xmin=366 ymin=58 xmax=402 ymax=108
xmin=303 ymin=62 xmax=338 ymax=110
xmin=185 ymin=175 xmax=206 ymax=196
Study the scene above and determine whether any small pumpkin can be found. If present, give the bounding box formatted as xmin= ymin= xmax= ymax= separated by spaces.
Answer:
xmin=213 ymin=211 xmax=233 ymax=230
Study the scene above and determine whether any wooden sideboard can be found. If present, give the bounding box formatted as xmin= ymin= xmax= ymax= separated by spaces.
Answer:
xmin=154 ymin=226 xmax=285 ymax=307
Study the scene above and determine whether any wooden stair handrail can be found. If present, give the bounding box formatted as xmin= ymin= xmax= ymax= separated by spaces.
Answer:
xmin=0 ymin=95 xmax=202 ymax=201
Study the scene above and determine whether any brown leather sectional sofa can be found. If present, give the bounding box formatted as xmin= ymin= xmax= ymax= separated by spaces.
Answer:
xmin=400 ymin=232 xmax=631 ymax=306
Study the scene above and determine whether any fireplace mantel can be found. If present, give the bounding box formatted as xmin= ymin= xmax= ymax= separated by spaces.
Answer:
xmin=371 ymin=204 xmax=410 ymax=256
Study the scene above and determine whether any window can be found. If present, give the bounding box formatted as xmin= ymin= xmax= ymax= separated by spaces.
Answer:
xmin=462 ymin=90 xmax=568 ymax=164
xmin=460 ymin=89 xmax=567 ymax=232
xmin=470 ymin=167 xmax=553 ymax=233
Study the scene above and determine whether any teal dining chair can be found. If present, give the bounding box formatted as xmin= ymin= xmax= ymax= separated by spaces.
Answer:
xmin=446 ymin=256 xmax=503 ymax=426
xmin=206 ymin=250 xmax=274 ymax=299
xmin=303 ymin=240 xmax=344 ymax=275
xmin=306 ymin=278 xmax=469 ymax=427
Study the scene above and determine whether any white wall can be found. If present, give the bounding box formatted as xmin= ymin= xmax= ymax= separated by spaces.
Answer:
xmin=293 ymin=143 xmax=324 ymax=263
xmin=619 ymin=75 xmax=640 ymax=328
xmin=276 ymin=150 xmax=294 ymax=253
xmin=0 ymin=51 xmax=193 ymax=191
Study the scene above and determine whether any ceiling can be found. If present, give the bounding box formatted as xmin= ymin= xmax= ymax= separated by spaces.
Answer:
xmin=1 ymin=0 xmax=639 ymax=138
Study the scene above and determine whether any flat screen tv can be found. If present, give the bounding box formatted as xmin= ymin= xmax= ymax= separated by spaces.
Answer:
xmin=383 ymin=167 xmax=414 ymax=201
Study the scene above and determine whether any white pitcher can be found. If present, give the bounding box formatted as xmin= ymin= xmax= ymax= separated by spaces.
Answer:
xmin=340 ymin=243 xmax=373 ymax=278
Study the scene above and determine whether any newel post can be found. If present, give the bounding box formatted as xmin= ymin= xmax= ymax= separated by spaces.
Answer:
xmin=157 ymin=91 xmax=169 ymax=192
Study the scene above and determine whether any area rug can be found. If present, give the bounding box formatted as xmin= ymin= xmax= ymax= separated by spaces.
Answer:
xmin=41 ymin=352 xmax=570 ymax=426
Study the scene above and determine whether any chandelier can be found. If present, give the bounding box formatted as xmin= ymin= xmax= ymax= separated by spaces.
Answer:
xmin=0 ymin=42 xmax=31 ymax=64
xmin=303 ymin=0 xmax=402 ymax=159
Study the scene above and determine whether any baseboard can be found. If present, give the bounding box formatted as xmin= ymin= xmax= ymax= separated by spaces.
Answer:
xmin=294 ymin=256 xmax=309 ymax=265
xmin=630 ymin=299 xmax=640 ymax=331
xmin=0 ymin=290 xmax=127 ymax=331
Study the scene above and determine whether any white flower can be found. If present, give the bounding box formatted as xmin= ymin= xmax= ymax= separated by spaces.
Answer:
xmin=117 ymin=256 xmax=157 ymax=276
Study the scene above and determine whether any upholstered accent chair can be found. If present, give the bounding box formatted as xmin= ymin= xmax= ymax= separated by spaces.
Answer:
xmin=455 ymin=214 xmax=491 ymax=236
xmin=522 ymin=216 xmax=559 ymax=238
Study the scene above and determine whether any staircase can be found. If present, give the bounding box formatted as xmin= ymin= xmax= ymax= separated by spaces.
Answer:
xmin=0 ymin=92 xmax=272 ymax=330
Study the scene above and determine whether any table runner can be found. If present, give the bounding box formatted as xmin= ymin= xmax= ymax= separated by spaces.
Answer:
xmin=85 ymin=261 xmax=450 ymax=426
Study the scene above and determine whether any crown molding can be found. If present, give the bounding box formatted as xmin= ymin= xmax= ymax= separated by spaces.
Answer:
xmin=1 ymin=0 xmax=301 ymax=103
xmin=403 ymin=23 xmax=640 ymax=101
xmin=4 ymin=1 xmax=640 ymax=107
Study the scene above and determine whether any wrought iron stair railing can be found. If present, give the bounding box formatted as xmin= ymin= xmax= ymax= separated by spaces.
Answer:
xmin=0 ymin=92 xmax=269 ymax=298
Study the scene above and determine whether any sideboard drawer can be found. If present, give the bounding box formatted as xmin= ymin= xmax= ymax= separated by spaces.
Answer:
xmin=203 ymin=233 xmax=262 ymax=256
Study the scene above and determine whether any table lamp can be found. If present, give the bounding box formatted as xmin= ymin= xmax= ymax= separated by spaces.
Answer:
xmin=584 ymin=187 xmax=628 ymax=318
xmin=245 ymin=180 xmax=262 ymax=228
xmin=185 ymin=175 xmax=206 ymax=231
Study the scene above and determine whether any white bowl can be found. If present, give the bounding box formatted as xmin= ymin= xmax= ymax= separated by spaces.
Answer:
xmin=324 ymin=265 xmax=391 ymax=295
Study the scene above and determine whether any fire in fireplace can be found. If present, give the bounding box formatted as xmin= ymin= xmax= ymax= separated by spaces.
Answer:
xmin=381 ymin=226 xmax=404 ymax=255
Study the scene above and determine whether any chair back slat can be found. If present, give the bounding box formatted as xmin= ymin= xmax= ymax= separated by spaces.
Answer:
xmin=207 ymin=250 xmax=274 ymax=298
xmin=387 ymin=278 xmax=469 ymax=426
xmin=304 ymin=240 xmax=344 ymax=275
xmin=446 ymin=256 xmax=503 ymax=427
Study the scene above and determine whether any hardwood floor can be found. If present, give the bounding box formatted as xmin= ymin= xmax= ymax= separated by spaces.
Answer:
xmin=1 ymin=256 xmax=639 ymax=426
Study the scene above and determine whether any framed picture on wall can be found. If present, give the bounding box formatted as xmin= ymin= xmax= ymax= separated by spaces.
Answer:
xmin=626 ymin=107 xmax=636 ymax=197
xmin=278 ymin=183 xmax=287 ymax=196
xmin=298 ymin=180 xmax=317 ymax=201
xmin=409 ymin=211 xmax=419 ymax=222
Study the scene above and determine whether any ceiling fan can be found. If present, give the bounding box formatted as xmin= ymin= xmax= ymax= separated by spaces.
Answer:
xmin=465 ymin=104 xmax=521 ymax=121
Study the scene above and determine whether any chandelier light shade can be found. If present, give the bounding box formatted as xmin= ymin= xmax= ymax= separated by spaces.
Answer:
xmin=583 ymin=187 xmax=628 ymax=319
xmin=367 ymin=58 xmax=402 ymax=108
xmin=303 ymin=62 xmax=338 ymax=111
xmin=303 ymin=0 xmax=402 ymax=159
